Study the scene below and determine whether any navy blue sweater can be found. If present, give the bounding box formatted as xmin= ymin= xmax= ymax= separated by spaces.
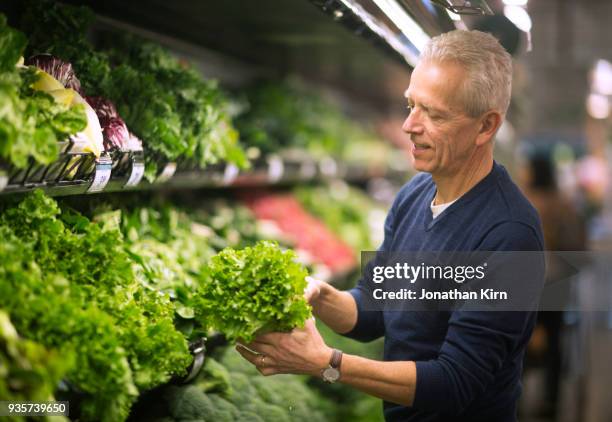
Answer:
xmin=345 ymin=163 xmax=544 ymax=422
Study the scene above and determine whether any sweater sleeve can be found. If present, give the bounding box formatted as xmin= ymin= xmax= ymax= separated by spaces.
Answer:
xmin=413 ymin=221 xmax=544 ymax=415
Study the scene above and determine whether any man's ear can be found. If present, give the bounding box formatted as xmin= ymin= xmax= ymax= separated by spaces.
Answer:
xmin=475 ymin=111 xmax=503 ymax=147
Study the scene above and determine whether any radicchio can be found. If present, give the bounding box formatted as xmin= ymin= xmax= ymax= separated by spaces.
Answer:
xmin=84 ymin=95 xmax=119 ymax=122
xmin=25 ymin=54 xmax=82 ymax=93
xmin=85 ymin=96 xmax=130 ymax=151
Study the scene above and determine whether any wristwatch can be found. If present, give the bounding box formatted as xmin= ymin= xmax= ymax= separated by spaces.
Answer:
xmin=321 ymin=348 xmax=343 ymax=383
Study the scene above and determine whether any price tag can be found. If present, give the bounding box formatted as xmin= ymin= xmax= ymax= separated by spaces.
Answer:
xmin=267 ymin=155 xmax=284 ymax=183
xmin=87 ymin=155 xmax=112 ymax=193
xmin=0 ymin=170 xmax=8 ymax=192
xmin=124 ymin=155 xmax=145 ymax=188
xmin=182 ymin=338 xmax=206 ymax=384
xmin=223 ymin=163 xmax=240 ymax=185
xmin=319 ymin=156 xmax=338 ymax=177
xmin=156 ymin=162 xmax=176 ymax=183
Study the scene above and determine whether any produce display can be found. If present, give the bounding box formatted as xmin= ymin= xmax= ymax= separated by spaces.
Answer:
xmin=11 ymin=0 xmax=247 ymax=180
xmin=131 ymin=347 xmax=336 ymax=422
xmin=234 ymin=79 xmax=392 ymax=167
xmin=0 ymin=191 xmax=320 ymax=420
xmin=101 ymin=34 xmax=248 ymax=176
xmin=0 ymin=15 xmax=88 ymax=168
xmin=0 ymin=310 xmax=69 ymax=409
xmin=114 ymin=205 xmax=218 ymax=328
xmin=0 ymin=191 xmax=192 ymax=421
xmin=295 ymin=182 xmax=387 ymax=254
xmin=242 ymin=192 xmax=357 ymax=275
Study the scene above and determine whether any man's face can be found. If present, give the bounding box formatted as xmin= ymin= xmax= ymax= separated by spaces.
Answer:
xmin=402 ymin=60 xmax=483 ymax=177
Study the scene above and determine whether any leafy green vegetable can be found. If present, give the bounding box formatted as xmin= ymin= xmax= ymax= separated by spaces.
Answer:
xmin=102 ymin=35 xmax=248 ymax=175
xmin=1 ymin=14 xmax=86 ymax=168
xmin=19 ymin=1 xmax=248 ymax=176
xmin=0 ymin=191 xmax=193 ymax=421
xmin=0 ymin=222 xmax=137 ymax=422
xmin=0 ymin=310 xmax=69 ymax=411
xmin=195 ymin=241 xmax=311 ymax=342
xmin=234 ymin=79 xmax=369 ymax=158
xmin=105 ymin=201 xmax=289 ymax=338
xmin=152 ymin=347 xmax=335 ymax=422
xmin=20 ymin=0 xmax=111 ymax=95
xmin=119 ymin=206 xmax=217 ymax=326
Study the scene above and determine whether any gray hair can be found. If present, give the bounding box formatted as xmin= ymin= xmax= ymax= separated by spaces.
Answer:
xmin=419 ymin=30 xmax=513 ymax=117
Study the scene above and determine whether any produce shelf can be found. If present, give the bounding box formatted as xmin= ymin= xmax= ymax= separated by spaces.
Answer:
xmin=1 ymin=149 xmax=405 ymax=197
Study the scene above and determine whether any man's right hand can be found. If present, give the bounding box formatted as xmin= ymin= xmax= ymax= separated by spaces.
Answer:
xmin=304 ymin=276 xmax=323 ymax=304
xmin=303 ymin=276 xmax=358 ymax=335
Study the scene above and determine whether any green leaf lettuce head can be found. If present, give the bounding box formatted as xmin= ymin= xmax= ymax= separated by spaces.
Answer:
xmin=0 ymin=190 xmax=192 ymax=421
xmin=195 ymin=241 xmax=311 ymax=342
xmin=0 ymin=310 xmax=70 ymax=404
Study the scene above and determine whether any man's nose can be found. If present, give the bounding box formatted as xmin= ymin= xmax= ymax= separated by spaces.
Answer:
xmin=402 ymin=109 xmax=424 ymax=135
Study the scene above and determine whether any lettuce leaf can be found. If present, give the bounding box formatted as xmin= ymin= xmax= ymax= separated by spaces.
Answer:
xmin=195 ymin=241 xmax=311 ymax=342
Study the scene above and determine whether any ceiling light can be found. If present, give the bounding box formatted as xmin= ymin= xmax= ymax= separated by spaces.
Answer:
xmin=503 ymin=0 xmax=528 ymax=6
xmin=371 ymin=0 xmax=431 ymax=52
xmin=592 ymin=59 xmax=612 ymax=96
xmin=586 ymin=93 xmax=610 ymax=120
xmin=503 ymin=5 xmax=532 ymax=32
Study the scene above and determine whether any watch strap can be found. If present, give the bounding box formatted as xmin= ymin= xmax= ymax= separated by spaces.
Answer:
xmin=329 ymin=348 xmax=343 ymax=369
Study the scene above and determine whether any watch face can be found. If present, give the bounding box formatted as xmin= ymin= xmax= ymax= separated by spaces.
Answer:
xmin=322 ymin=367 xmax=340 ymax=383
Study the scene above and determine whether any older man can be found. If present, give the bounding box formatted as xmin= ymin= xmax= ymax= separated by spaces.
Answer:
xmin=237 ymin=30 xmax=544 ymax=422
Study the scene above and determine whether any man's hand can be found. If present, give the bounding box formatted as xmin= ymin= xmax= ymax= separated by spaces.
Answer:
xmin=236 ymin=318 xmax=332 ymax=377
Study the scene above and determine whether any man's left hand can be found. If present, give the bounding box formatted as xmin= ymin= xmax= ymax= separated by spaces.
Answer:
xmin=236 ymin=318 xmax=332 ymax=377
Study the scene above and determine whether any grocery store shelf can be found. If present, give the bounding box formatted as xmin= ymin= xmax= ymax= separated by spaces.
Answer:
xmin=0 ymin=149 xmax=408 ymax=197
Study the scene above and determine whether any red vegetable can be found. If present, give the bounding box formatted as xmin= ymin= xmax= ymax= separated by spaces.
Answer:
xmin=242 ymin=193 xmax=356 ymax=274
xmin=25 ymin=54 xmax=82 ymax=93
xmin=85 ymin=96 xmax=130 ymax=150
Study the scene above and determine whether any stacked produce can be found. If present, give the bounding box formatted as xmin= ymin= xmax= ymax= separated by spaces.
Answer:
xmin=0 ymin=15 xmax=88 ymax=169
xmin=108 ymin=201 xmax=300 ymax=339
xmin=234 ymin=79 xmax=390 ymax=166
xmin=0 ymin=3 xmax=399 ymax=422
xmin=0 ymin=191 xmax=192 ymax=421
xmin=101 ymin=34 xmax=248 ymax=176
xmin=242 ymin=192 xmax=357 ymax=275
xmin=0 ymin=310 xmax=69 ymax=409
xmin=113 ymin=205 xmax=218 ymax=329
xmin=132 ymin=347 xmax=336 ymax=422
xmin=295 ymin=181 xmax=387 ymax=254
xmin=18 ymin=0 xmax=248 ymax=179
xmin=23 ymin=54 xmax=105 ymax=157
xmin=0 ymin=191 xmax=315 ymax=420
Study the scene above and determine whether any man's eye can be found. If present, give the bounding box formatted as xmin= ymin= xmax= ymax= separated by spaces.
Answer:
xmin=406 ymin=106 xmax=413 ymax=114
